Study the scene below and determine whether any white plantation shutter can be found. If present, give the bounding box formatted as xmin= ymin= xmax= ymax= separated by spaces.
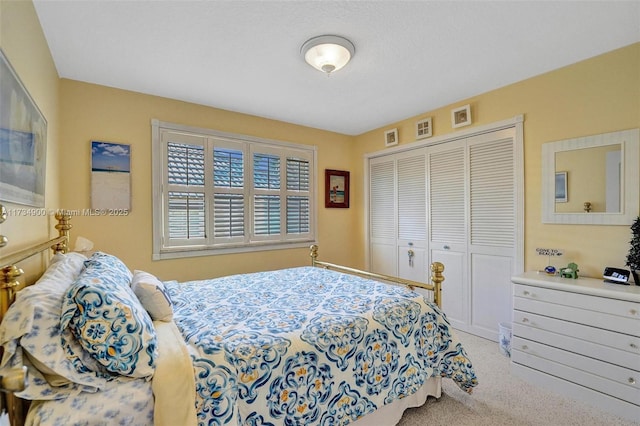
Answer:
xmin=470 ymin=139 xmax=515 ymax=247
xmin=429 ymin=145 xmax=466 ymax=243
xmin=253 ymin=153 xmax=281 ymax=236
xmin=153 ymin=122 xmax=315 ymax=257
xmin=370 ymin=160 xmax=395 ymax=240
xmin=213 ymin=147 xmax=245 ymax=239
xmin=167 ymin=192 xmax=205 ymax=239
xmin=166 ymin=140 xmax=206 ymax=241
xmin=286 ymin=158 xmax=310 ymax=234
xmin=397 ymin=156 xmax=426 ymax=241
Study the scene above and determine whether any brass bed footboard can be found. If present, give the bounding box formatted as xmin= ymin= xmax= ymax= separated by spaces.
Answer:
xmin=309 ymin=245 xmax=443 ymax=308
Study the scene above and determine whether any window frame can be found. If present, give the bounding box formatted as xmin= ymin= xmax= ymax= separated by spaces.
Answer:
xmin=152 ymin=119 xmax=317 ymax=260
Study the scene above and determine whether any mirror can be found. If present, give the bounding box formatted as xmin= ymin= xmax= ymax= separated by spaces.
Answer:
xmin=542 ymin=128 xmax=639 ymax=225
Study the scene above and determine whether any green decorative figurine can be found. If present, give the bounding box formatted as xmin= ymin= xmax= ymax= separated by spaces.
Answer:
xmin=560 ymin=262 xmax=579 ymax=279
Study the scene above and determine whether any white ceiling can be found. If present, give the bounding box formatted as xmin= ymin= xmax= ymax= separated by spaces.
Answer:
xmin=33 ymin=1 xmax=640 ymax=136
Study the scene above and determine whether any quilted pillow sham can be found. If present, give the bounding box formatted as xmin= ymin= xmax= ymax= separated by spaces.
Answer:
xmin=131 ymin=270 xmax=174 ymax=322
xmin=61 ymin=252 xmax=158 ymax=379
xmin=0 ymin=252 xmax=111 ymax=400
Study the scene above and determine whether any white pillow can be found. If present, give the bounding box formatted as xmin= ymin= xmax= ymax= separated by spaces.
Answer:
xmin=131 ymin=270 xmax=174 ymax=322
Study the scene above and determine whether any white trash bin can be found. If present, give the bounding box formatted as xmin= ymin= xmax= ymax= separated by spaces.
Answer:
xmin=499 ymin=322 xmax=512 ymax=357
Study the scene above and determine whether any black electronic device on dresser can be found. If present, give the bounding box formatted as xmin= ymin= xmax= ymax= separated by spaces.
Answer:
xmin=603 ymin=267 xmax=631 ymax=284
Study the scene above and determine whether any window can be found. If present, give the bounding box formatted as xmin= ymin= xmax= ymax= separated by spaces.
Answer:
xmin=152 ymin=120 xmax=316 ymax=259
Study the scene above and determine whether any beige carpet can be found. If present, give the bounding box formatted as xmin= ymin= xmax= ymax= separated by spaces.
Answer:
xmin=398 ymin=331 xmax=638 ymax=426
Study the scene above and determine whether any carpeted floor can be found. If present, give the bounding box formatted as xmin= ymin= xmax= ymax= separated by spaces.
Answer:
xmin=398 ymin=331 xmax=638 ymax=426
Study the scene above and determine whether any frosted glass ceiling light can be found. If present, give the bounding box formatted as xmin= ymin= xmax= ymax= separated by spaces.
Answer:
xmin=301 ymin=35 xmax=355 ymax=75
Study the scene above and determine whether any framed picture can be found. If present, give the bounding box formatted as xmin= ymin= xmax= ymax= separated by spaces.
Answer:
xmin=0 ymin=49 xmax=48 ymax=207
xmin=451 ymin=104 xmax=471 ymax=128
xmin=325 ymin=169 xmax=350 ymax=208
xmin=91 ymin=141 xmax=131 ymax=211
xmin=555 ymin=171 xmax=568 ymax=202
xmin=384 ymin=128 xmax=398 ymax=147
xmin=416 ymin=117 xmax=432 ymax=139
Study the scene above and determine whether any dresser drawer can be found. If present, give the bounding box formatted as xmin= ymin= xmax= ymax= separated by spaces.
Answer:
xmin=514 ymin=283 xmax=640 ymax=321
xmin=512 ymin=338 xmax=640 ymax=405
xmin=513 ymin=322 xmax=640 ymax=371
xmin=513 ymin=310 xmax=640 ymax=356
xmin=514 ymin=296 xmax=639 ymax=336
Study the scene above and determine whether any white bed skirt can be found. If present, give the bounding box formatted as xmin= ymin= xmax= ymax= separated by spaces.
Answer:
xmin=351 ymin=376 xmax=442 ymax=426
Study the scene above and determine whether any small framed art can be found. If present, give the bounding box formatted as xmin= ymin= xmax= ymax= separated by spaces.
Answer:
xmin=416 ymin=117 xmax=432 ymax=139
xmin=451 ymin=104 xmax=471 ymax=128
xmin=91 ymin=141 xmax=131 ymax=211
xmin=384 ymin=128 xmax=398 ymax=147
xmin=325 ymin=169 xmax=350 ymax=208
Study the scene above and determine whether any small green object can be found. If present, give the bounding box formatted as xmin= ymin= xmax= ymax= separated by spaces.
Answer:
xmin=560 ymin=262 xmax=579 ymax=279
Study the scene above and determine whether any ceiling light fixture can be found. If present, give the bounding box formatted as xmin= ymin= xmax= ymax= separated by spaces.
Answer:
xmin=301 ymin=35 xmax=355 ymax=75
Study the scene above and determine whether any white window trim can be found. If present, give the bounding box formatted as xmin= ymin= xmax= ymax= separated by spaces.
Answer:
xmin=151 ymin=119 xmax=317 ymax=260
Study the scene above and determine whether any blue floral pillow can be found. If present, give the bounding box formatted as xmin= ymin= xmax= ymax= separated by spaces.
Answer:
xmin=0 ymin=252 xmax=111 ymax=400
xmin=61 ymin=252 xmax=157 ymax=379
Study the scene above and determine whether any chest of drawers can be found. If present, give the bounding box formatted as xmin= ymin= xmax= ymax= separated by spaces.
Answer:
xmin=511 ymin=272 xmax=640 ymax=422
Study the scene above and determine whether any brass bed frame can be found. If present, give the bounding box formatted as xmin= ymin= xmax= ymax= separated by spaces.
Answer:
xmin=0 ymin=213 xmax=444 ymax=426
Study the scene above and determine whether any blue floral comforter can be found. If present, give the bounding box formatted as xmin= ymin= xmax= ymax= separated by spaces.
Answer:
xmin=166 ymin=266 xmax=477 ymax=426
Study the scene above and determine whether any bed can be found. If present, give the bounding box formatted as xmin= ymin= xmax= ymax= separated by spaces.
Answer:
xmin=0 ymin=212 xmax=477 ymax=425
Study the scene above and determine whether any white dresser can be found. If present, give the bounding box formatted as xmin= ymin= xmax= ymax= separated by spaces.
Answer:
xmin=511 ymin=272 xmax=640 ymax=422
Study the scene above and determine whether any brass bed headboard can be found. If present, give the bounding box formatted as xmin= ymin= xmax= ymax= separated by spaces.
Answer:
xmin=309 ymin=244 xmax=444 ymax=308
xmin=0 ymin=211 xmax=72 ymax=425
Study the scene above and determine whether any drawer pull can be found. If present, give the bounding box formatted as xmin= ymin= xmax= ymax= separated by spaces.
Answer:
xmin=521 ymin=345 xmax=528 ymax=350
xmin=522 ymin=318 xmax=529 ymax=323
xmin=629 ymin=377 xmax=636 ymax=385
xmin=523 ymin=290 xmax=530 ymax=296
xmin=630 ymin=309 xmax=638 ymax=316
xmin=631 ymin=343 xmax=638 ymax=349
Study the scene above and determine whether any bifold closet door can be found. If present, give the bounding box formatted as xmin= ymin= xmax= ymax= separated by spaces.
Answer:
xmin=369 ymin=158 xmax=397 ymax=276
xmin=428 ymin=140 xmax=468 ymax=330
xmin=369 ymin=150 xmax=427 ymax=282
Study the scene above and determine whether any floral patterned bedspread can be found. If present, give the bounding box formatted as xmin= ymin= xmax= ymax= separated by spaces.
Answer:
xmin=166 ymin=266 xmax=477 ymax=426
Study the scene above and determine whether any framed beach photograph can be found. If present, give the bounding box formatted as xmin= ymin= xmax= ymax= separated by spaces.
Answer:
xmin=0 ymin=49 xmax=48 ymax=207
xmin=91 ymin=141 xmax=131 ymax=210
xmin=451 ymin=104 xmax=471 ymax=128
xmin=555 ymin=171 xmax=568 ymax=202
xmin=416 ymin=117 xmax=433 ymax=139
xmin=384 ymin=128 xmax=398 ymax=147
xmin=325 ymin=169 xmax=350 ymax=208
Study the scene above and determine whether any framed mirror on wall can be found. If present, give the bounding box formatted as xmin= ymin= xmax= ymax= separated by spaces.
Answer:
xmin=542 ymin=128 xmax=639 ymax=225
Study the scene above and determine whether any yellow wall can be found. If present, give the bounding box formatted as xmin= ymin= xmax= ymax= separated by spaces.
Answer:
xmin=58 ymin=80 xmax=357 ymax=281
xmin=353 ymin=43 xmax=640 ymax=278
xmin=0 ymin=0 xmax=62 ymax=281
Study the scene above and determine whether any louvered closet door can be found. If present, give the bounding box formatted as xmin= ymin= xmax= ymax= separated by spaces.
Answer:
xmin=369 ymin=157 xmax=397 ymax=276
xmin=468 ymin=129 xmax=515 ymax=338
xmin=396 ymin=150 xmax=427 ymax=283
xmin=428 ymin=140 xmax=468 ymax=329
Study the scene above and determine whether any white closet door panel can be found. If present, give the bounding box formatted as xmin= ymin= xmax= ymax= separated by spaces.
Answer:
xmin=397 ymin=154 xmax=426 ymax=242
xmin=469 ymin=137 xmax=515 ymax=248
xmin=470 ymin=253 xmax=513 ymax=338
xmin=370 ymin=160 xmax=396 ymax=240
xmin=432 ymin=249 xmax=466 ymax=327
xmin=428 ymin=143 xmax=466 ymax=245
xmin=371 ymin=243 xmax=397 ymax=276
